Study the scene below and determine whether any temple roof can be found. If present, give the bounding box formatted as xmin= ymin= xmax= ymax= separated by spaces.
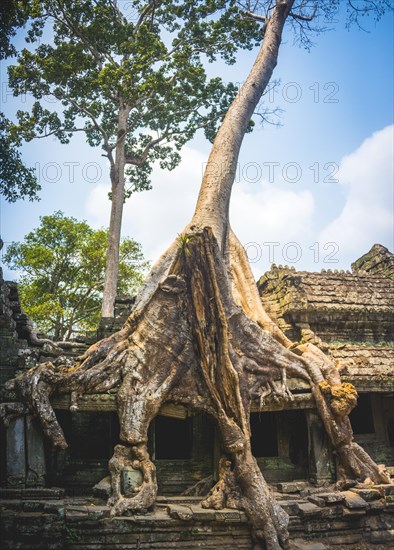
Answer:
xmin=258 ymin=244 xmax=394 ymax=316
xmin=257 ymin=245 xmax=394 ymax=389
xmin=258 ymin=269 xmax=393 ymax=314
xmin=329 ymin=343 xmax=393 ymax=391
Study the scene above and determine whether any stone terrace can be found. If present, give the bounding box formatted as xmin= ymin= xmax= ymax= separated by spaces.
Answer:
xmin=1 ymin=484 xmax=393 ymax=549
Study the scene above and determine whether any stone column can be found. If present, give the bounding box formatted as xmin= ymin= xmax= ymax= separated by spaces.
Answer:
xmin=305 ymin=410 xmax=334 ymax=485
xmin=213 ymin=426 xmax=221 ymax=482
xmin=6 ymin=416 xmax=26 ymax=486
xmin=276 ymin=413 xmax=290 ymax=458
xmin=26 ymin=414 xmax=46 ymax=486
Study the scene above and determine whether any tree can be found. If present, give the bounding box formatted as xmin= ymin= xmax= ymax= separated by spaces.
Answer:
xmin=0 ymin=0 xmax=31 ymax=60
xmin=0 ymin=3 xmax=40 ymax=201
xmin=3 ymin=0 xmax=261 ymax=317
xmin=4 ymin=211 xmax=148 ymax=340
xmin=5 ymin=2 xmax=393 ymax=550
xmin=0 ymin=113 xmax=40 ymax=202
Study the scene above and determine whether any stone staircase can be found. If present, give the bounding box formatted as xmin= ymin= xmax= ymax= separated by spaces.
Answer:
xmin=0 ymin=484 xmax=393 ymax=549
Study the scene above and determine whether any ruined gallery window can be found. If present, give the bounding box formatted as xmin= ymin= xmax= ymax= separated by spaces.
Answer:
xmin=250 ymin=412 xmax=278 ymax=457
xmin=55 ymin=410 xmax=119 ymax=460
xmin=288 ymin=410 xmax=308 ymax=468
xmin=349 ymin=394 xmax=375 ymax=435
xmin=154 ymin=416 xmax=193 ymax=459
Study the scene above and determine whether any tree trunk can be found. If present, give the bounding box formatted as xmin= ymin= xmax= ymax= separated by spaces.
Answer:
xmin=101 ymin=103 xmax=130 ymax=318
xmin=191 ymin=0 xmax=293 ymax=248
xmin=7 ymin=2 xmax=392 ymax=549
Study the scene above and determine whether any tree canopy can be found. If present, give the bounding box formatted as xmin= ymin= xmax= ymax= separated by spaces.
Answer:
xmin=3 ymin=211 xmax=149 ymax=340
xmin=1 ymin=0 xmax=263 ymax=316
xmin=0 ymin=112 xmax=40 ymax=202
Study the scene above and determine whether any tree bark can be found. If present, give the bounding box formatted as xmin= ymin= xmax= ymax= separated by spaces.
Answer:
xmin=7 ymin=2 xmax=392 ymax=549
xmin=191 ymin=0 xmax=294 ymax=248
xmin=101 ymin=103 xmax=131 ymax=318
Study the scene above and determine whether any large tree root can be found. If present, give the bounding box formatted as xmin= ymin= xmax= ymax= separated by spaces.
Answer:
xmin=108 ymin=443 xmax=157 ymax=516
xmin=6 ymin=227 xmax=392 ymax=550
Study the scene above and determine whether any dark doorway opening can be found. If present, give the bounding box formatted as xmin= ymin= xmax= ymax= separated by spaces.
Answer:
xmin=250 ymin=412 xmax=278 ymax=457
xmin=155 ymin=416 xmax=193 ymax=459
xmin=349 ymin=394 xmax=375 ymax=434
xmin=54 ymin=410 xmax=119 ymax=460
xmin=288 ymin=410 xmax=308 ymax=469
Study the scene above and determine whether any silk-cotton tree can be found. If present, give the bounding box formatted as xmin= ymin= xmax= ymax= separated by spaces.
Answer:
xmin=5 ymin=2 xmax=393 ymax=550
xmin=3 ymin=0 xmax=261 ymax=317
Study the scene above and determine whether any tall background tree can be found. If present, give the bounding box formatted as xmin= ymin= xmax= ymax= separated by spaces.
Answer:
xmin=1 ymin=0 xmax=262 ymax=317
xmin=4 ymin=211 xmax=149 ymax=340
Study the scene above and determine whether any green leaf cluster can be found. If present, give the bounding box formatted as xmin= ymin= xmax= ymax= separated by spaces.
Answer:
xmin=0 ymin=113 xmax=40 ymax=201
xmin=3 ymin=0 xmax=261 ymax=198
xmin=0 ymin=0 xmax=31 ymax=60
xmin=3 ymin=211 xmax=149 ymax=340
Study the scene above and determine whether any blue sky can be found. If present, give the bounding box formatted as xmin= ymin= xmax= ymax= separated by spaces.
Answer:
xmin=1 ymin=6 xmax=393 ymax=280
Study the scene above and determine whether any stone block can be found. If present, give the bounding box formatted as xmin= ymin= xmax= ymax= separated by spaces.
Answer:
xmin=86 ymin=504 xmax=110 ymax=520
xmin=167 ymin=504 xmax=193 ymax=521
xmin=22 ymin=487 xmax=65 ymax=500
xmin=342 ymin=490 xmax=368 ymax=510
xmin=22 ymin=500 xmax=44 ymax=512
xmin=376 ymin=484 xmax=394 ymax=497
xmin=277 ymin=481 xmax=309 ymax=494
xmin=280 ymin=500 xmax=301 ymax=516
xmin=43 ymin=502 xmax=65 ymax=518
xmin=342 ymin=507 xmax=366 ymax=519
xmin=308 ymin=492 xmax=345 ymax=507
xmin=322 ymin=533 xmax=363 ymax=545
xmin=319 ymin=505 xmax=343 ymax=519
xmin=187 ymin=504 xmax=217 ymax=521
xmin=369 ymin=529 xmax=394 ymax=543
xmin=290 ymin=541 xmax=327 ymax=550
xmin=92 ymin=476 xmax=112 ymax=499
xmin=350 ymin=487 xmax=381 ymax=501
xmin=368 ymin=500 xmax=385 ymax=514
xmin=215 ymin=509 xmax=242 ymax=522
xmin=297 ymin=502 xmax=322 ymax=518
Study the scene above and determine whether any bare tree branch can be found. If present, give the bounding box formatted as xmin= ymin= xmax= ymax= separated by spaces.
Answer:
xmin=289 ymin=5 xmax=317 ymax=22
xmin=244 ymin=10 xmax=266 ymax=23
xmin=125 ymin=134 xmax=167 ymax=166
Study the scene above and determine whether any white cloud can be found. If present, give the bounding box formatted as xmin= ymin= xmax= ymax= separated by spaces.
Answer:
xmin=85 ymin=146 xmax=316 ymax=273
xmin=231 ymin=182 xmax=315 ymax=274
xmin=319 ymin=125 xmax=394 ymax=260
xmin=86 ymin=126 xmax=393 ymax=278
xmin=85 ymin=146 xmax=206 ymax=264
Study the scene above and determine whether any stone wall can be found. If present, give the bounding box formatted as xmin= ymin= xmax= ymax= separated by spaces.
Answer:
xmin=352 ymin=243 xmax=394 ymax=280
xmin=1 ymin=486 xmax=394 ymax=549
xmin=0 ymin=269 xmax=29 ymax=388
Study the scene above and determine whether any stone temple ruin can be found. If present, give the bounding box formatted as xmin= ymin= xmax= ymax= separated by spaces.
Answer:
xmin=0 ymin=243 xmax=393 ymax=548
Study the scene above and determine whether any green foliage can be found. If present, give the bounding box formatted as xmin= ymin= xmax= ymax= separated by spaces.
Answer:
xmin=0 ymin=113 xmax=40 ymax=201
xmin=177 ymin=232 xmax=193 ymax=255
xmin=2 ymin=1 xmax=391 ymax=201
xmin=3 ymin=211 xmax=149 ymax=340
xmin=3 ymin=0 xmax=261 ymax=199
xmin=0 ymin=0 xmax=31 ymax=60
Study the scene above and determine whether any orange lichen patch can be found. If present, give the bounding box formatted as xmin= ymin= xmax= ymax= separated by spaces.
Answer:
xmin=332 ymin=382 xmax=357 ymax=399
xmin=319 ymin=380 xmax=331 ymax=394
xmin=319 ymin=381 xmax=358 ymax=417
